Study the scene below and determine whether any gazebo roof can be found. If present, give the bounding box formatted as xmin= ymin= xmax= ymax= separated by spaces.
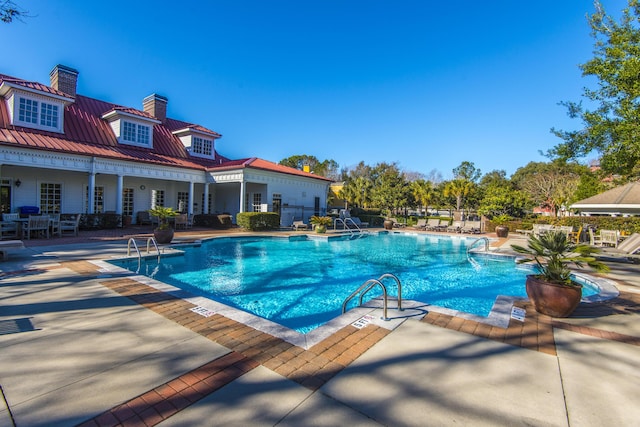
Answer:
xmin=570 ymin=181 xmax=640 ymax=215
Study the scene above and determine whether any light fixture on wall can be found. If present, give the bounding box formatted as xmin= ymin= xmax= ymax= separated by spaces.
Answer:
xmin=14 ymin=179 xmax=21 ymax=187
xmin=140 ymin=185 xmax=146 ymax=190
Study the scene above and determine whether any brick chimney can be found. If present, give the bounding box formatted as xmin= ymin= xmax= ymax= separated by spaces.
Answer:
xmin=49 ymin=64 xmax=79 ymax=97
xmin=143 ymin=94 xmax=168 ymax=123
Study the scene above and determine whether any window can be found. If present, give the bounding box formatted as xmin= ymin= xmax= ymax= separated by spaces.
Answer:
xmin=314 ymin=196 xmax=321 ymax=216
xmin=122 ymin=188 xmax=134 ymax=216
xmin=151 ymin=190 xmax=165 ymax=209
xmin=40 ymin=183 xmax=61 ymax=214
xmin=177 ymin=191 xmax=188 ymax=213
xmin=17 ymin=98 xmax=60 ymax=129
xmin=122 ymin=121 xmax=150 ymax=145
xmin=252 ymin=193 xmax=262 ymax=212
xmin=192 ymin=137 xmax=213 ymax=156
xmin=19 ymin=98 xmax=38 ymax=124
xmin=85 ymin=186 xmax=104 ymax=213
xmin=40 ymin=102 xmax=59 ymax=128
xmin=1 ymin=179 xmax=12 ymax=214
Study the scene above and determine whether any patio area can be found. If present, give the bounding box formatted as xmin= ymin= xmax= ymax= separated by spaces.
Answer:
xmin=1 ymin=228 xmax=639 ymax=426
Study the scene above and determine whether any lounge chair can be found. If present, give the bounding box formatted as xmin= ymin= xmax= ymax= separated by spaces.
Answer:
xmin=596 ymin=233 xmax=640 ymax=262
xmin=60 ymin=214 xmax=81 ymax=236
xmin=174 ymin=214 xmax=188 ymax=230
xmin=389 ymin=218 xmax=406 ymax=228
xmin=292 ymin=220 xmax=309 ymax=231
xmin=412 ymin=219 xmax=427 ymax=230
xmin=447 ymin=220 xmax=464 ymax=233
xmin=424 ymin=218 xmax=440 ymax=231
xmin=461 ymin=220 xmax=481 ymax=234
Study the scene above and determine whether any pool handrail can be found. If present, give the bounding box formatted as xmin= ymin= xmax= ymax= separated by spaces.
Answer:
xmin=342 ymin=278 xmax=389 ymax=320
xmin=358 ymin=273 xmax=403 ymax=311
xmin=467 ymin=237 xmax=490 ymax=255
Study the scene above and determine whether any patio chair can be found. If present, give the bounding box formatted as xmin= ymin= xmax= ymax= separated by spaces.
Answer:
xmin=23 ymin=215 xmax=50 ymax=239
xmin=49 ymin=213 xmax=61 ymax=237
xmin=447 ymin=220 xmax=464 ymax=233
xmin=174 ymin=214 xmax=188 ymax=230
xmin=599 ymin=230 xmax=619 ymax=247
xmin=60 ymin=214 xmax=81 ymax=236
xmin=412 ymin=219 xmax=427 ymax=230
xmin=0 ymin=221 xmax=18 ymax=240
xmin=596 ymin=233 xmax=640 ymax=262
xmin=424 ymin=218 xmax=441 ymax=231
xmin=292 ymin=220 xmax=309 ymax=231
xmin=186 ymin=214 xmax=194 ymax=229
xmin=350 ymin=217 xmax=369 ymax=228
xmin=461 ymin=221 xmax=481 ymax=234
xmin=137 ymin=211 xmax=152 ymax=225
xmin=390 ymin=218 xmax=406 ymax=228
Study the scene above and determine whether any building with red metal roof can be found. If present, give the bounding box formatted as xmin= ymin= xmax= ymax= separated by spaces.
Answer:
xmin=0 ymin=65 xmax=331 ymax=227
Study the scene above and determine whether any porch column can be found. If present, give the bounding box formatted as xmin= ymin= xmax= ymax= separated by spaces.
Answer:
xmin=188 ymin=181 xmax=194 ymax=215
xmin=203 ymin=183 xmax=210 ymax=214
xmin=115 ymin=175 xmax=123 ymax=215
xmin=239 ymin=180 xmax=246 ymax=213
xmin=88 ymin=172 xmax=96 ymax=214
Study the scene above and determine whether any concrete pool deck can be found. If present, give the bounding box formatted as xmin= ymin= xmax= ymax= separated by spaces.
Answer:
xmin=1 ymin=227 xmax=639 ymax=426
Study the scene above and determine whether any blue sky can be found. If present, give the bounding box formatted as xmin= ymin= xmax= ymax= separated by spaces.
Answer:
xmin=1 ymin=1 xmax=625 ymax=179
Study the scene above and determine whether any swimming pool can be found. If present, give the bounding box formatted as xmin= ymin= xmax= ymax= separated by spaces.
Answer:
xmin=111 ymin=232 xmax=600 ymax=334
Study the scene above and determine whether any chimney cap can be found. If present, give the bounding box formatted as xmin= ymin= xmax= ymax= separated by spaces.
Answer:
xmin=49 ymin=64 xmax=79 ymax=77
xmin=143 ymin=93 xmax=168 ymax=103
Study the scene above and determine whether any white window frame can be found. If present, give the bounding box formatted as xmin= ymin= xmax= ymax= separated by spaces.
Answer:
xmin=122 ymin=120 xmax=150 ymax=146
xmin=11 ymin=93 xmax=64 ymax=133
xmin=39 ymin=182 xmax=62 ymax=214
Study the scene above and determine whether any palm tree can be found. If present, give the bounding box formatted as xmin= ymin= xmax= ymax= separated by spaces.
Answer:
xmin=410 ymin=179 xmax=434 ymax=214
xmin=443 ymin=179 xmax=473 ymax=211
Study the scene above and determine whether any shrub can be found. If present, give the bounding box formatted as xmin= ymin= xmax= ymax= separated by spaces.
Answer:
xmin=194 ymin=214 xmax=233 ymax=228
xmin=236 ymin=212 xmax=280 ymax=231
xmin=79 ymin=213 xmax=120 ymax=230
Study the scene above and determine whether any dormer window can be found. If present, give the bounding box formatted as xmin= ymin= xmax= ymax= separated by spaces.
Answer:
xmin=122 ymin=121 xmax=150 ymax=145
xmin=0 ymin=80 xmax=73 ymax=134
xmin=172 ymin=127 xmax=218 ymax=160
xmin=102 ymin=109 xmax=159 ymax=148
xmin=192 ymin=136 xmax=213 ymax=156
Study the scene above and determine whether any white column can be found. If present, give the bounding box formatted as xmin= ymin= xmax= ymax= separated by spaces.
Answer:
xmin=188 ymin=181 xmax=194 ymax=215
xmin=239 ymin=181 xmax=245 ymax=213
xmin=88 ymin=173 xmax=96 ymax=214
xmin=203 ymin=184 xmax=210 ymax=214
xmin=116 ymin=175 xmax=123 ymax=215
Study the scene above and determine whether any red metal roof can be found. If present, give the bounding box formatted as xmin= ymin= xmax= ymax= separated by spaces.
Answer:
xmin=0 ymin=72 xmax=330 ymax=182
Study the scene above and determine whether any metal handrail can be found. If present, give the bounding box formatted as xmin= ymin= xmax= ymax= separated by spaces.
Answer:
xmin=467 ymin=237 xmax=490 ymax=255
xmin=127 ymin=237 xmax=140 ymax=258
xmin=342 ymin=278 xmax=389 ymax=320
xmin=359 ymin=273 xmax=403 ymax=311
xmin=146 ymin=237 xmax=161 ymax=262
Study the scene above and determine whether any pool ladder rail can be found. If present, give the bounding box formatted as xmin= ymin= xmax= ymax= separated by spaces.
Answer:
xmin=333 ymin=217 xmax=370 ymax=239
xmin=342 ymin=273 xmax=403 ymax=321
xmin=127 ymin=237 xmax=161 ymax=264
xmin=466 ymin=237 xmax=490 ymax=270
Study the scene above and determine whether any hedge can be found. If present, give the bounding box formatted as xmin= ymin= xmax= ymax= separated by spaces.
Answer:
xmin=491 ymin=217 xmax=640 ymax=235
xmin=194 ymin=214 xmax=233 ymax=229
xmin=236 ymin=212 xmax=280 ymax=231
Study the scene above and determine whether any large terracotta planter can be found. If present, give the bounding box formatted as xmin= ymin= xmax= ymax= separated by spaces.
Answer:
xmin=383 ymin=219 xmax=394 ymax=230
xmin=495 ymin=225 xmax=509 ymax=238
xmin=315 ymin=225 xmax=327 ymax=234
xmin=153 ymin=228 xmax=174 ymax=244
xmin=525 ymin=275 xmax=583 ymax=318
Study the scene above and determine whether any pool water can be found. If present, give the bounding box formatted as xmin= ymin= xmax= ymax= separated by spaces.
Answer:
xmin=112 ymin=233 xmax=595 ymax=333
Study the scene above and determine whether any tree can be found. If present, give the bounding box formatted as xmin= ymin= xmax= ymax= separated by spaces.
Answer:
xmin=478 ymin=186 xmax=531 ymax=219
xmin=279 ymin=155 xmax=339 ymax=179
xmin=452 ymin=161 xmax=481 ymax=182
xmin=550 ymin=0 xmax=640 ymax=179
xmin=410 ymin=179 xmax=435 ymax=213
xmin=1 ymin=1 xmax=29 ymax=23
xmin=369 ymin=162 xmax=409 ymax=216
xmin=443 ymin=179 xmax=474 ymax=211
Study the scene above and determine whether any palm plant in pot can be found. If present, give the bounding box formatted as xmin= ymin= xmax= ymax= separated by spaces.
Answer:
xmin=511 ymin=230 xmax=609 ymax=317
xmin=310 ymin=215 xmax=333 ymax=233
xmin=148 ymin=206 xmax=179 ymax=244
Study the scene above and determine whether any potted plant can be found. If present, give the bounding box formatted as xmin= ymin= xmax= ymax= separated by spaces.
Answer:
xmin=511 ymin=231 xmax=609 ymax=317
xmin=310 ymin=215 xmax=333 ymax=233
xmin=492 ymin=214 xmax=511 ymax=238
xmin=148 ymin=206 xmax=179 ymax=244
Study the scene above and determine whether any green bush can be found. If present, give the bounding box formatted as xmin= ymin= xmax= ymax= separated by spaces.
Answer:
xmin=79 ymin=213 xmax=120 ymax=230
xmin=505 ymin=216 xmax=640 ymax=234
xmin=195 ymin=214 xmax=233 ymax=229
xmin=236 ymin=212 xmax=280 ymax=231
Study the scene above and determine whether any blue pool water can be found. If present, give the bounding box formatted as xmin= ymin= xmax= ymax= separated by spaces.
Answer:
xmin=111 ymin=233 xmax=596 ymax=333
